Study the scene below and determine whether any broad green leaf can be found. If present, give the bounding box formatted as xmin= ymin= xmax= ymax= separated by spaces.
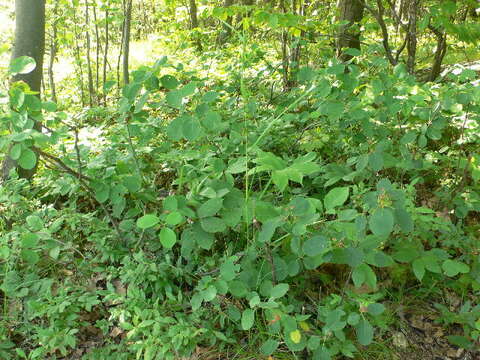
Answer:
xmin=198 ymin=198 xmax=223 ymax=218
xmin=367 ymin=303 xmax=385 ymax=316
xmin=136 ymin=214 xmax=160 ymax=229
xmin=165 ymin=211 xmax=184 ymax=226
xmin=182 ymin=116 xmax=202 ymax=141
xmin=166 ymin=90 xmax=182 ymax=108
xmin=21 ymin=232 xmax=39 ymax=248
xmin=200 ymin=217 xmax=226 ymax=233
xmin=260 ymin=339 xmax=279 ymax=356
xmin=270 ymin=283 xmax=289 ymax=299
xmin=324 ymin=187 xmax=349 ymax=213
xmin=17 ymin=149 xmax=36 ymax=170
xmin=258 ymin=218 xmax=281 ymax=243
xmin=159 ymin=227 xmax=177 ymax=248
xmin=369 ymin=152 xmax=384 ymax=172
xmin=10 ymin=144 xmax=22 ymax=160
xmin=160 ymin=75 xmax=179 ymax=90
xmin=303 ymin=235 xmax=329 ymax=256
xmin=395 ymin=208 xmax=413 ymax=233
xmin=442 ymin=260 xmax=470 ymax=277
xmin=166 ymin=116 xmax=185 ymax=140
xmin=123 ymin=175 xmax=142 ymax=193
xmin=241 ymin=309 xmax=255 ymax=330
xmin=9 ymin=56 xmax=36 ymax=75
xmin=26 ymin=215 xmax=43 ymax=231
xmin=369 ymin=208 xmax=394 ymax=237
xmin=356 ymin=319 xmax=374 ymax=346
xmin=220 ymin=257 xmax=238 ymax=281
xmin=412 ymin=258 xmax=425 ymax=281
xmin=21 ymin=249 xmax=39 ymax=264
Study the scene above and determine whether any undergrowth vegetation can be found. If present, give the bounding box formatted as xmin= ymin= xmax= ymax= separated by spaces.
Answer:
xmin=1 ymin=49 xmax=480 ymax=359
xmin=1 ymin=1 xmax=480 ymax=358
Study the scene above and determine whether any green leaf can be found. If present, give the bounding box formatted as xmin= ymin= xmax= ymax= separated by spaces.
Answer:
xmin=9 ymin=56 xmax=36 ymax=75
xmin=163 ymin=196 xmax=178 ymax=211
xmin=42 ymin=101 xmax=57 ymax=112
xmin=356 ymin=319 xmax=374 ymax=346
xmin=134 ymin=92 xmax=149 ymax=113
xmin=289 ymin=330 xmax=302 ymax=344
xmin=303 ymin=235 xmax=329 ymax=256
xmin=21 ymin=249 xmax=39 ymax=264
xmin=412 ymin=258 xmax=425 ymax=281
xmin=446 ymin=335 xmax=473 ymax=349
xmin=165 ymin=211 xmax=184 ymax=226
xmin=241 ymin=309 xmax=255 ymax=330
xmin=220 ymin=257 xmax=239 ymax=281
xmin=270 ymin=283 xmax=289 ymax=299
xmin=123 ymin=175 xmax=142 ymax=193
xmin=258 ymin=218 xmax=280 ymax=243
xmin=182 ymin=116 xmax=202 ymax=141
xmin=394 ymin=208 xmax=413 ymax=233
xmin=166 ymin=90 xmax=182 ymax=108
xmin=200 ymin=217 xmax=226 ymax=233
xmin=369 ymin=152 xmax=384 ymax=172
xmin=260 ymin=339 xmax=279 ymax=356
xmin=160 ymin=75 xmax=179 ymax=90
xmin=10 ymin=144 xmax=22 ymax=161
xmin=26 ymin=215 xmax=43 ymax=231
xmin=272 ymin=170 xmax=289 ymax=191
xmin=324 ymin=187 xmax=349 ymax=213
xmin=21 ymin=232 xmax=39 ymax=248
xmin=136 ymin=214 xmax=160 ymax=229
xmin=367 ymin=303 xmax=386 ymax=316
xmin=159 ymin=227 xmax=177 ymax=249
xmin=442 ymin=260 xmax=470 ymax=277
xmin=369 ymin=208 xmax=394 ymax=237
xmin=17 ymin=148 xmax=36 ymax=170
xmin=198 ymin=198 xmax=223 ymax=218
xmin=166 ymin=116 xmax=185 ymax=140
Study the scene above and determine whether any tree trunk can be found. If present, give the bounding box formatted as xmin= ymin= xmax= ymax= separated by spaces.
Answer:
xmin=218 ymin=0 xmax=234 ymax=44
xmin=122 ymin=0 xmax=132 ymax=86
xmin=189 ymin=0 xmax=198 ymax=29
xmin=428 ymin=25 xmax=447 ymax=82
xmin=85 ymin=0 xmax=94 ymax=106
xmin=103 ymin=5 xmax=109 ymax=104
xmin=335 ymin=0 xmax=364 ymax=62
xmin=2 ymin=0 xmax=46 ymax=181
xmin=93 ymin=4 xmax=100 ymax=100
xmin=73 ymin=12 xmax=86 ymax=106
xmin=406 ymin=0 xmax=417 ymax=74
xmin=48 ymin=2 xmax=58 ymax=103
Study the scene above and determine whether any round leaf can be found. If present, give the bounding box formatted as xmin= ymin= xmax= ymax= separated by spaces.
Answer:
xmin=136 ymin=214 xmax=160 ymax=229
xmin=17 ymin=148 xmax=37 ymax=170
xmin=159 ymin=227 xmax=177 ymax=249
xmin=369 ymin=208 xmax=394 ymax=237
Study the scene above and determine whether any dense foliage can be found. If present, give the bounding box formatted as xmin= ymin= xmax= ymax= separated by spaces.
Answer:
xmin=0 ymin=0 xmax=479 ymax=359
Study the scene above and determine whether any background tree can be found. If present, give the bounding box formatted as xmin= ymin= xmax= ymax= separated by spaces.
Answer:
xmin=2 ymin=0 xmax=45 ymax=180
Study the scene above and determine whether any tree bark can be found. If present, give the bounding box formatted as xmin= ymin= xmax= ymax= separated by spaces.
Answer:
xmin=2 ymin=0 xmax=46 ymax=181
xmin=406 ymin=0 xmax=417 ymax=74
xmin=103 ymin=5 xmax=109 ymax=104
xmin=122 ymin=0 xmax=132 ymax=86
xmin=335 ymin=0 xmax=364 ymax=62
xmin=48 ymin=1 xmax=58 ymax=103
xmin=428 ymin=25 xmax=447 ymax=82
xmin=218 ymin=0 xmax=234 ymax=44
xmin=189 ymin=0 xmax=199 ymax=29
xmin=85 ymin=0 xmax=94 ymax=106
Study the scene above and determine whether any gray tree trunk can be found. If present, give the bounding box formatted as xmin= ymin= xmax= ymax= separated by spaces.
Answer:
xmin=2 ymin=0 xmax=45 ymax=181
xmin=122 ymin=0 xmax=132 ymax=85
xmin=335 ymin=0 xmax=364 ymax=62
